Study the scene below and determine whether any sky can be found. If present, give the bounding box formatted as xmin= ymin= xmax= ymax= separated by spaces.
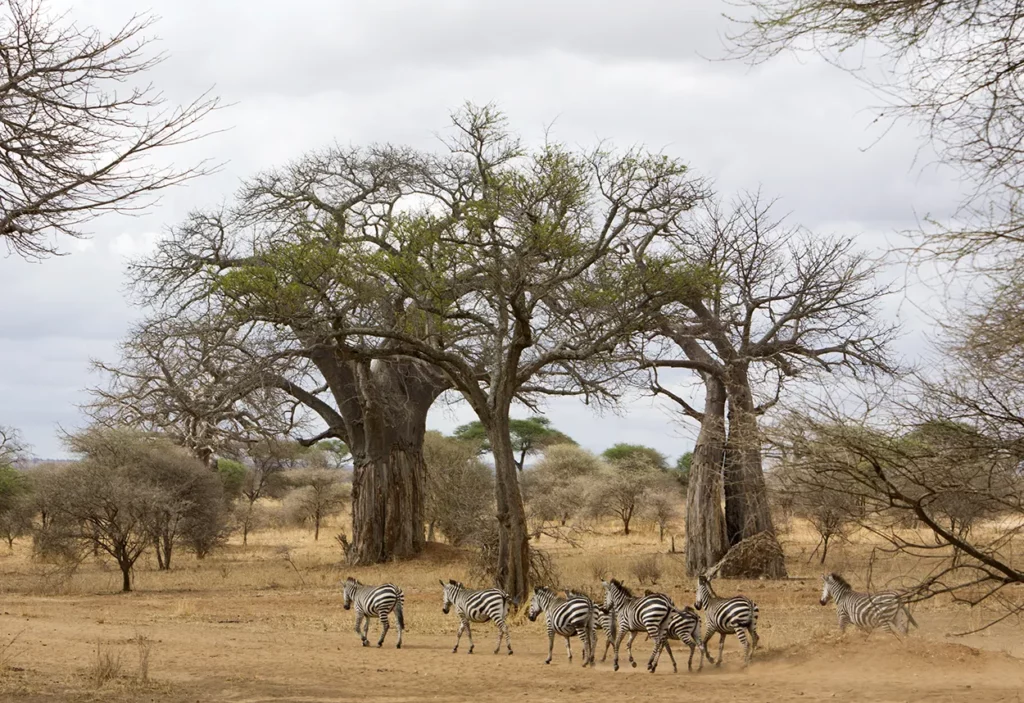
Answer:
xmin=0 ymin=1 xmax=965 ymax=461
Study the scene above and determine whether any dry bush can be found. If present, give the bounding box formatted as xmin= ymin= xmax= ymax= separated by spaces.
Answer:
xmin=423 ymin=432 xmax=494 ymax=546
xmin=469 ymin=522 xmax=557 ymax=591
xmin=588 ymin=555 xmax=612 ymax=581
xmin=282 ymin=469 xmax=349 ymax=540
xmin=631 ymin=554 xmax=662 ymax=585
xmin=90 ymin=643 xmax=123 ymax=686
xmin=133 ymin=633 xmax=152 ymax=682
xmin=523 ymin=444 xmax=601 ymax=529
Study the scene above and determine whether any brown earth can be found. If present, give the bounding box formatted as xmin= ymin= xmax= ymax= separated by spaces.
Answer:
xmin=1 ymin=521 xmax=1022 ymax=702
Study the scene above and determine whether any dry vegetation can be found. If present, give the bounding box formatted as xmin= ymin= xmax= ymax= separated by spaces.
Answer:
xmin=1 ymin=504 xmax=1022 ymax=703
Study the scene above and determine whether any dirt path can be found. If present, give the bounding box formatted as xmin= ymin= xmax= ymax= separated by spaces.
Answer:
xmin=2 ymin=591 xmax=1022 ymax=703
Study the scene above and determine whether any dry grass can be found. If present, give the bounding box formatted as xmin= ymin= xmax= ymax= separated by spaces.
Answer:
xmin=0 ymin=506 xmax=1022 ymax=701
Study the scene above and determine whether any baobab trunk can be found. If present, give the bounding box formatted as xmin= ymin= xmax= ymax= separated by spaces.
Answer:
xmin=723 ymin=364 xmax=787 ymax=577
xmin=348 ymin=422 xmax=429 ymax=564
xmin=685 ymin=375 xmax=729 ymax=576
xmin=489 ymin=413 xmax=530 ymax=604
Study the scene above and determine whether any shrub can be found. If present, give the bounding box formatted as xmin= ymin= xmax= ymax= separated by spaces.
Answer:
xmin=631 ymin=554 xmax=662 ymax=585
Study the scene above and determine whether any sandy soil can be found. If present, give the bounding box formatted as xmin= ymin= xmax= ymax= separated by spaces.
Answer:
xmin=1 ymin=524 xmax=1022 ymax=702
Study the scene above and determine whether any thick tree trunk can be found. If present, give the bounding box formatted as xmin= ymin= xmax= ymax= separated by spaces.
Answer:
xmin=349 ymin=442 xmax=426 ymax=563
xmin=118 ymin=554 xmax=132 ymax=592
xmin=489 ymin=413 xmax=530 ymax=604
xmin=723 ymin=367 xmax=777 ymax=543
xmin=306 ymin=356 xmax=447 ymax=566
xmin=685 ymin=375 xmax=729 ymax=576
xmin=722 ymin=364 xmax=787 ymax=578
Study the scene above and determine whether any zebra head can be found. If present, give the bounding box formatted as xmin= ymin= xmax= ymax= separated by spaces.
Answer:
xmin=528 ymin=587 xmax=555 ymax=621
xmin=440 ymin=579 xmax=462 ymax=614
xmin=821 ymin=573 xmax=849 ymax=606
xmin=694 ymin=573 xmax=714 ymax=610
xmin=602 ymin=578 xmax=632 ymax=611
xmin=342 ymin=577 xmax=359 ymax=610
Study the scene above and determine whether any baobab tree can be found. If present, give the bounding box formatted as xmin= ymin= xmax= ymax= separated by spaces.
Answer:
xmin=644 ymin=192 xmax=894 ymax=575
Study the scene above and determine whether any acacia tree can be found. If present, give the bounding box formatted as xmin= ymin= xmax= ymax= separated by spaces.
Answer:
xmin=87 ymin=314 xmax=299 ymax=468
xmin=132 ymin=146 xmax=451 ymax=565
xmin=0 ymin=0 xmax=219 ymax=259
xmin=453 ymin=416 xmax=575 ymax=471
xmin=643 ymin=193 xmax=893 ymax=575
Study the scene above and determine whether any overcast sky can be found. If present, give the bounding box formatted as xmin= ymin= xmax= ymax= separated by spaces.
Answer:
xmin=0 ymin=1 xmax=963 ymax=461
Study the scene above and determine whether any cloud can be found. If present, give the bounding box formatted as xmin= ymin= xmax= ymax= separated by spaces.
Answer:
xmin=0 ymin=0 xmax=963 ymax=458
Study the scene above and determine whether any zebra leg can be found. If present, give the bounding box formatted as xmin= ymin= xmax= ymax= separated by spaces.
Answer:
xmin=699 ymin=628 xmax=714 ymax=669
xmin=737 ymin=628 xmax=751 ymax=667
xmin=602 ymin=636 xmax=612 ymax=662
xmin=612 ymin=628 xmax=626 ymax=671
xmin=505 ymin=622 xmax=513 ymax=655
xmin=453 ymin=620 xmax=466 ymax=653
xmin=716 ymin=632 xmax=726 ymax=667
xmin=563 ymin=634 xmax=572 ymax=664
xmin=377 ymin=614 xmax=390 ymax=648
xmin=577 ymin=631 xmax=591 ymax=668
xmin=655 ymin=640 xmax=676 ymax=674
xmin=363 ymin=615 xmax=372 ymax=645
xmin=687 ymin=643 xmax=696 ymax=672
xmin=626 ymin=631 xmax=639 ymax=668
xmin=355 ymin=612 xmax=368 ymax=646
xmin=395 ymin=603 xmax=404 ymax=649
xmin=465 ymin=621 xmax=475 ymax=654
xmin=544 ymin=630 xmax=554 ymax=664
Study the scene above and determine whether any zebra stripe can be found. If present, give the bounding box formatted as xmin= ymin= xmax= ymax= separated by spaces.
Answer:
xmin=653 ymin=606 xmax=703 ymax=673
xmin=342 ymin=577 xmax=404 ymax=648
xmin=527 ymin=587 xmax=596 ymax=666
xmin=440 ymin=579 xmax=513 ymax=655
xmin=695 ymin=573 xmax=759 ymax=668
xmin=820 ymin=573 xmax=917 ymax=636
xmin=566 ymin=590 xmax=616 ymax=663
xmin=601 ymin=578 xmax=673 ymax=673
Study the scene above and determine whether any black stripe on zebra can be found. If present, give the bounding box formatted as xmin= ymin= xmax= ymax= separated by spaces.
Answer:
xmin=342 ymin=577 xmax=405 ymax=648
xmin=601 ymin=578 xmax=673 ymax=673
xmin=820 ymin=573 xmax=918 ymax=636
xmin=440 ymin=579 xmax=513 ymax=655
xmin=694 ymin=573 xmax=759 ymax=669
xmin=528 ymin=587 xmax=596 ymax=667
xmin=566 ymin=589 xmax=616 ymax=663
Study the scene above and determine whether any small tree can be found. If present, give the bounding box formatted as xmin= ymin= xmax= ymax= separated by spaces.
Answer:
xmin=287 ymin=469 xmax=349 ymax=540
xmin=423 ymin=432 xmax=494 ymax=546
xmin=0 ymin=426 xmax=27 ymax=467
xmin=601 ymin=444 xmax=669 ymax=470
xmin=645 ymin=477 xmax=682 ymax=543
xmin=588 ymin=456 xmax=660 ymax=535
xmin=237 ymin=439 xmax=301 ymax=545
xmin=0 ymin=464 xmax=33 ymax=549
xmin=453 ymin=417 xmax=575 ymax=472
xmin=523 ymin=444 xmax=601 ymax=528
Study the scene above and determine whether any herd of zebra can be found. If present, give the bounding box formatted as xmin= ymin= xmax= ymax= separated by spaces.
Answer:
xmin=341 ymin=571 xmax=918 ymax=672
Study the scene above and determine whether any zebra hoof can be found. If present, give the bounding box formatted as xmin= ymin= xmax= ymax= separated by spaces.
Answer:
xmin=631 ymin=661 xmax=637 ymax=669
xmin=613 ymin=664 xmax=619 ymax=672
xmin=377 ymin=643 xmax=383 ymax=648
xmin=508 ymin=650 xmax=513 ymax=656
xmin=544 ymin=660 xmax=551 ymax=665
xmin=361 ymin=641 xmax=369 ymax=647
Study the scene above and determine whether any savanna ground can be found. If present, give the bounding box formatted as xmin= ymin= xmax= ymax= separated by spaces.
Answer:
xmin=1 ymin=513 xmax=1022 ymax=703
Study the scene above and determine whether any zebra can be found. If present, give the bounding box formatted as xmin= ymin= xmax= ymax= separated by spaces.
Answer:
xmin=641 ymin=589 xmax=703 ymax=673
xmin=601 ymin=578 xmax=674 ymax=672
xmin=820 ymin=573 xmax=918 ymax=636
xmin=527 ymin=587 xmax=596 ymax=666
xmin=440 ymin=579 xmax=513 ymax=655
xmin=694 ymin=573 xmax=759 ymax=669
xmin=341 ymin=577 xmax=405 ymax=649
xmin=565 ymin=590 xmax=616 ymax=662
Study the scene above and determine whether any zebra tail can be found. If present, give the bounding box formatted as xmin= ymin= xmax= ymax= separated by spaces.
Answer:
xmin=396 ymin=592 xmax=405 ymax=630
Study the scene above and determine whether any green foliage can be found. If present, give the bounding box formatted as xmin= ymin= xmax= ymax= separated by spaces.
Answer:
xmin=216 ymin=458 xmax=247 ymax=500
xmin=672 ymin=452 xmax=693 ymax=487
xmin=452 ymin=416 xmax=575 ymax=471
xmin=601 ymin=443 xmax=669 ymax=471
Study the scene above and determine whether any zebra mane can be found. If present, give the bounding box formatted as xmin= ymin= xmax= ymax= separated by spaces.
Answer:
xmin=829 ymin=573 xmax=852 ymax=589
xmin=610 ymin=578 xmax=634 ymax=597
xmin=448 ymin=579 xmax=462 ymax=587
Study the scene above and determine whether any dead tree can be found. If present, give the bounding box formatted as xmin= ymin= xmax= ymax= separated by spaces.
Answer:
xmin=0 ymin=0 xmax=219 ymax=259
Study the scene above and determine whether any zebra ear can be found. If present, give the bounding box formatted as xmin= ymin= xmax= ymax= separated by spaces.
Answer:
xmin=439 ymin=579 xmax=445 ymax=587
